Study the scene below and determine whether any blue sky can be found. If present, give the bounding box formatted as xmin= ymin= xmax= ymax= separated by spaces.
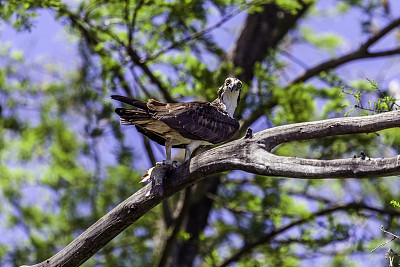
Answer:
xmin=1 ymin=1 xmax=400 ymax=266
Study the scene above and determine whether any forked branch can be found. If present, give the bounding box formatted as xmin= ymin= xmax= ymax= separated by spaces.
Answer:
xmin=26 ymin=110 xmax=400 ymax=267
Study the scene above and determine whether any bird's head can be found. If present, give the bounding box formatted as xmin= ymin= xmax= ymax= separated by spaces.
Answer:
xmin=223 ymin=77 xmax=242 ymax=92
xmin=217 ymin=77 xmax=242 ymax=117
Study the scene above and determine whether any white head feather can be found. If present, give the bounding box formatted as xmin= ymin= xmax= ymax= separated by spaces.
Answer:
xmin=220 ymin=77 xmax=242 ymax=117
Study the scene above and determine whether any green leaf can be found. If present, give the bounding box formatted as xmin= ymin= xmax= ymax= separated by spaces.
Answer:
xmin=390 ymin=200 xmax=400 ymax=208
xmin=301 ymin=27 xmax=343 ymax=53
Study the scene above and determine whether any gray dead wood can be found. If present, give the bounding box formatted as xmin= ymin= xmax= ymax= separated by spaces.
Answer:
xmin=25 ymin=110 xmax=400 ymax=267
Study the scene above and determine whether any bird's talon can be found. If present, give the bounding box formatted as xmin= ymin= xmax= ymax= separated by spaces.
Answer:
xmin=244 ymin=128 xmax=253 ymax=139
xmin=142 ymin=162 xmax=170 ymax=196
xmin=162 ymin=160 xmax=172 ymax=166
xmin=172 ymin=161 xmax=181 ymax=168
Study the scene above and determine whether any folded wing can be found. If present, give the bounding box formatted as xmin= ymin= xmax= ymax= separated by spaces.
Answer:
xmin=147 ymin=100 xmax=239 ymax=144
xmin=112 ymin=95 xmax=239 ymax=145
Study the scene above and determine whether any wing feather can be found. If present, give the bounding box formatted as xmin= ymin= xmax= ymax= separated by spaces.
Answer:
xmin=113 ymin=97 xmax=239 ymax=145
xmin=148 ymin=101 xmax=239 ymax=144
xmin=114 ymin=107 xmax=186 ymax=148
xmin=111 ymin=95 xmax=148 ymax=110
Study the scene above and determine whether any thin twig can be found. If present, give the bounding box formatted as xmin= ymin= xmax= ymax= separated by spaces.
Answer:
xmin=128 ymin=0 xmax=144 ymax=46
xmin=371 ymin=227 xmax=400 ymax=252
xmin=140 ymin=1 xmax=264 ymax=63
xmin=371 ymin=237 xmax=396 ymax=252
xmin=280 ymin=49 xmax=309 ymax=69
xmin=382 ymin=227 xmax=400 ymax=240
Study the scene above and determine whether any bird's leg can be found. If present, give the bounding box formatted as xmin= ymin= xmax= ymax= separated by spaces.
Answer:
xmin=185 ymin=140 xmax=203 ymax=161
xmin=165 ymin=138 xmax=172 ymax=165
xmin=184 ymin=149 xmax=190 ymax=162
xmin=165 ymin=138 xmax=180 ymax=168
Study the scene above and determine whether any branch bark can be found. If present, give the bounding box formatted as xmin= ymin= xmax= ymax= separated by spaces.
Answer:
xmin=26 ymin=110 xmax=400 ymax=267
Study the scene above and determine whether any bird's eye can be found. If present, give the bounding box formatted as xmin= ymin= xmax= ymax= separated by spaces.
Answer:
xmin=225 ymin=80 xmax=231 ymax=85
xmin=237 ymin=83 xmax=242 ymax=88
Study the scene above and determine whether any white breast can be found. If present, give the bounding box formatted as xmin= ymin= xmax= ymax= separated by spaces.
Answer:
xmin=222 ymin=90 xmax=240 ymax=117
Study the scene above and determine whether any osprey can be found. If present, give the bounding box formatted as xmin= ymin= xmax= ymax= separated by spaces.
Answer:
xmin=112 ymin=77 xmax=242 ymax=195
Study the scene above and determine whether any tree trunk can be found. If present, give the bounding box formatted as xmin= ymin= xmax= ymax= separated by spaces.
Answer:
xmin=170 ymin=177 xmax=221 ymax=267
xmin=229 ymin=3 xmax=310 ymax=83
xmin=170 ymin=3 xmax=311 ymax=266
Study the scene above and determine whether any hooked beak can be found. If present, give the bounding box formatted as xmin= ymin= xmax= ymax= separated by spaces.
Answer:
xmin=228 ymin=84 xmax=238 ymax=92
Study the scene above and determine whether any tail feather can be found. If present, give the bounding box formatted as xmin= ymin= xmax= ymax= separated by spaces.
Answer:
xmin=115 ymin=108 xmax=152 ymax=125
xmin=111 ymin=95 xmax=148 ymax=110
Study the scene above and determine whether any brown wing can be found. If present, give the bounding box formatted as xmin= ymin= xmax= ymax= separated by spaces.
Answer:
xmin=147 ymin=100 xmax=239 ymax=144
xmin=114 ymin=108 xmax=186 ymax=148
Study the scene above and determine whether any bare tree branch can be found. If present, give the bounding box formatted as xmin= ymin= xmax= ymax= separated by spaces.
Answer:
xmin=234 ymin=99 xmax=276 ymax=139
xmin=289 ymin=17 xmax=400 ymax=85
xmin=362 ymin=17 xmax=400 ymax=49
xmin=381 ymin=227 xmax=400 ymax=240
xmin=367 ymin=48 xmax=400 ymax=58
xmin=25 ymin=110 xmax=400 ymax=267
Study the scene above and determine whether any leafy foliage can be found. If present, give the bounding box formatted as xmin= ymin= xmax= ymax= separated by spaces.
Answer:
xmin=343 ymin=78 xmax=399 ymax=116
xmin=391 ymin=200 xmax=400 ymax=208
xmin=0 ymin=0 xmax=60 ymax=31
xmin=300 ymin=27 xmax=343 ymax=54
xmin=1 ymin=0 xmax=400 ymax=267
